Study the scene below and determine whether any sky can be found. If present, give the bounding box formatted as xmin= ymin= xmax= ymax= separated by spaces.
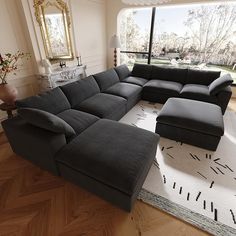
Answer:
xmin=132 ymin=1 xmax=236 ymax=37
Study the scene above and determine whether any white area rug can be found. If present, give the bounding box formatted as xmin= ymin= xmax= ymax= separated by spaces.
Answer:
xmin=120 ymin=101 xmax=236 ymax=236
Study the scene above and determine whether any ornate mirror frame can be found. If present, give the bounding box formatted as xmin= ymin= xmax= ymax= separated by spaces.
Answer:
xmin=34 ymin=0 xmax=74 ymax=62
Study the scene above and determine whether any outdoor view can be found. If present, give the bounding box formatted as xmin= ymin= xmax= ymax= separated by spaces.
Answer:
xmin=119 ymin=2 xmax=236 ymax=83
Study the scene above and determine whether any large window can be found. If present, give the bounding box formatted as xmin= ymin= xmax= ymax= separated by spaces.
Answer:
xmin=119 ymin=3 xmax=236 ymax=83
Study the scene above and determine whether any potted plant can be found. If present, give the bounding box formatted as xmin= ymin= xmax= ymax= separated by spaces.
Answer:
xmin=0 ymin=51 xmax=30 ymax=105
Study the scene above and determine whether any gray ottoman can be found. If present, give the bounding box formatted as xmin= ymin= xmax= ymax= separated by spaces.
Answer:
xmin=156 ymin=98 xmax=224 ymax=151
xmin=56 ymin=119 xmax=159 ymax=211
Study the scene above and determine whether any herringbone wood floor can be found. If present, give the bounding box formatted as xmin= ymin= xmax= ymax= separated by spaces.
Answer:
xmin=2 ymin=99 xmax=235 ymax=236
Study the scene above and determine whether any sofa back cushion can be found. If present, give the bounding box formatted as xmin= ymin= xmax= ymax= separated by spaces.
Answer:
xmin=187 ymin=69 xmax=221 ymax=85
xmin=93 ymin=69 xmax=120 ymax=92
xmin=131 ymin=63 xmax=152 ymax=79
xmin=60 ymin=76 xmax=100 ymax=107
xmin=114 ymin=64 xmax=131 ymax=81
xmin=15 ymin=87 xmax=70 ymax=114
xmin=18 ymin=108 xmax=75 ymax=138
xmin=151 ymin=66 xmax=188 ymax=84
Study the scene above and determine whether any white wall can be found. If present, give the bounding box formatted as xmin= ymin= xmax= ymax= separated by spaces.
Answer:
xmin=0 ymin=0 xmax=39 ymax=122
xmin=70 ymin=0 xmax=107 ymax=75
xmin=21 ymin=0 xmax=107 ymax=76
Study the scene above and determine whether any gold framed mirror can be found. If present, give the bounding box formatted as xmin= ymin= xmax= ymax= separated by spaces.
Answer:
xmin=34 ymin=0 xmax=74 ymax=62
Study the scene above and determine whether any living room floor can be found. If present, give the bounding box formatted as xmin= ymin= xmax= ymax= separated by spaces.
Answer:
xmin=0 ymin=99 xmax=235 ymax=236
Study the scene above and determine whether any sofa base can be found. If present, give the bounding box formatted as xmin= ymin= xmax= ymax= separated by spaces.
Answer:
xmin=57 ymin=164 xmax=136 ymax=211
xmin=156 ymin=122 xmax=221 ymax=151
xmin=142 ymin=91 xmax=174 ymax=104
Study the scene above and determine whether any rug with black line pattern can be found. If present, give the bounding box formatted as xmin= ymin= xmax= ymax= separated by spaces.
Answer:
xmin=120 ymin=100 xmax=236 ymax=236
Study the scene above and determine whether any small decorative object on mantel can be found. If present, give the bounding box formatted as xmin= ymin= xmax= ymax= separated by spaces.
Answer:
xmin=75 ymin=50 xmax=82 ymax=66
xmin=59 ymin=61 xmax=66 ymax=69
xmin=0 ymin=51 xmax=30 ymax=105
xmin=41 ymin=59 xmax=52 ymax=74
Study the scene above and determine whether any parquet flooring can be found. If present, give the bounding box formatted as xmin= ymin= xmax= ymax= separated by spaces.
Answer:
xmin=3 ymin=98 xmax=235 ymax=235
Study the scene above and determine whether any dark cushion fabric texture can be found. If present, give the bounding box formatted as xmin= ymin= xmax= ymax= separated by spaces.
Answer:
xmin=187 ymin=69 xmax=221 ymax=85
xmin=57 ymin=109 xmax=99 ymax=135
xmin=122 ymin=76 xmax=148 ymax=86
xmin=15 ymin=87 xmax=71 ymax=114
xmin=209 ymin=74 xmax=233 ymax=95
xmin=104 ymin=82 xmax=142 ymax=100
xmin=180 ymin=84 xmax=217 ymax=103
xmin=60 ymin=76 xmax=100 ymax=107
xmin=55 ymin=119 xmax=159 ymax=196
xmin=93 ymin=69 xmax=120 ymax=92
xmin=2 ymin=116 xmax=66 ymax=175
xmin=131 ymin=63 xmax=152 ymax=79
xmin=18 ymin=108 xmax=75 ymax=138
xmin=156 ymin=98 xmax=224 ymax=136
xmin=76 ymin=93 xmax=127 ymax=120
xmin=143 ymin=80 xmax=183 ymax=96
xmin=114 ymin=64 xmax=131 ymax=81
xmin=151 ymin=66 xmax=188 ymax=84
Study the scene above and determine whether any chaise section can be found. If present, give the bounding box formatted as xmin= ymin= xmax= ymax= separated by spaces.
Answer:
xmin=103 ymin=82 xmax=142 ymax=111
xmin=75 ymin=93 xmax=127 ymax=120
xmin=55 ymin=119 xmax=159 ymax=211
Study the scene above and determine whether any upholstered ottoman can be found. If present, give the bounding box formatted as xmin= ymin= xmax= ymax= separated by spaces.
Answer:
xmin=56 ymin=119 xmax=159 ymax=211
xmin=156 ymin=98 xmax=224 ymax=151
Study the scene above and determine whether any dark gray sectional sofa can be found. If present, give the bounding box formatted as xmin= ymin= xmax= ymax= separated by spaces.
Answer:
xmin=129 ymin=64 xmax=232 ymax=114
xmin=2 ymin=63 xmax=233 ymax=211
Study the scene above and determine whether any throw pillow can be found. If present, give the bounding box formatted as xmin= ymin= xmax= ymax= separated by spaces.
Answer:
xmin=18 ymin=108 xmax=76 ymax=137
xmin=209 ymin=74 xmax=233 ymax=95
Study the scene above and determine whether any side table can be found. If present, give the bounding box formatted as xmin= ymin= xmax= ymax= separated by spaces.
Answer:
xmin=0 ymin=103 xmax=17 ymax=119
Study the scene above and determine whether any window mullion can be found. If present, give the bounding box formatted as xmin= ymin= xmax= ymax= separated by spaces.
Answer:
xmin=148 ymin=7 xmax=156 ymax=64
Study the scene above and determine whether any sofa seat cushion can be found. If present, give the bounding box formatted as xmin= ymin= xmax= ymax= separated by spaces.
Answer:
xmin=104 ymin=83 xmax=142 ymax=111
xmin=57 ymin=109 xmax=99 ymax=135
xmin=104 ymin=82 xmax=142 ymax=99
xmin=180 ymin=84 xmax=217 ymax=103
xmin=60 ymin=76 xmax=100 ymax=107
xmin=16 ymin=87 xmax=71 ymax=114
xmin=156 ymin=98 xmax=224 ymax=137
xmin=55 ymin=119 xmax=159 ymax=196
xmin=143 ymin=79 xmax=183 ymax=96
xmin=75 ymin=93 xmax=127 ymax=120
xmin=93 ymin=69 xmax=120 ymax=92
xmin=122 ymin=76 xmax=148 ymax=86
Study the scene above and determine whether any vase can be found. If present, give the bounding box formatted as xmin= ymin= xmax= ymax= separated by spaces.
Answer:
xmin=0 ymin=84 xmax=18 ymax=105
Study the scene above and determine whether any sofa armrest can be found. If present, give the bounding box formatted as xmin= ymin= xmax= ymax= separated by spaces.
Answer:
xmin=2 ymin=116 xmax=67 ymax=175
xmin=215 ymin=85 xmax=232 ymax=114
